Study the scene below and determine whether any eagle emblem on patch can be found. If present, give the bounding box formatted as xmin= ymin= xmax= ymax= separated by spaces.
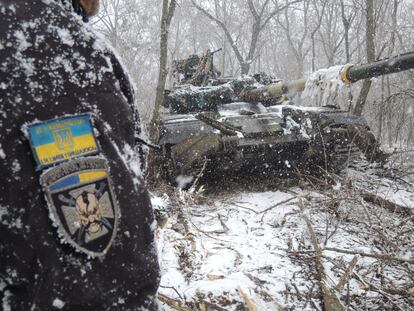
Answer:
xmin=40 ymin=157 xmax=119 ymax=257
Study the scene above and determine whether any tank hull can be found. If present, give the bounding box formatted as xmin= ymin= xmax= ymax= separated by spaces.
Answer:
xmin=159 ymin=103 xmax=366 ymax=182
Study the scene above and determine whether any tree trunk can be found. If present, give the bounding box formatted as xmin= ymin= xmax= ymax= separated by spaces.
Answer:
xmin=377 ymin=77 xmax=385 ymax=143
xmin=150 ymin=0 xmax=177 ymax=143
xmin=408 ymin=117 xmax=414 ymax=147
xmin=386 ymin=77 xmax=393 ymax=147
xmin=148 ymin=0 xmax=176 ymax=183
xmin=311 ymin=34 xmax=316 ymax=72
xmin=341 ymin=2 xmax=353 ymax=110
xmin=353 ymin=0 xmax=375 ymax=116
xmin=340 ymin=0 xmax=350 ymax=63
xmin=241 ymin=62 xmax=250 ymax=75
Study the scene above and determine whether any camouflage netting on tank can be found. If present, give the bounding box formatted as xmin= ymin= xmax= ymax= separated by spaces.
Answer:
xmin=165 ymin=76 xmax=285 ymax=113
xmin=166 ymin=84 xmax=235 ymax=113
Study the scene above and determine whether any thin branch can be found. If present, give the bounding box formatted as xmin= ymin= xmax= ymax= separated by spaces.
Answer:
xmin=324 ymin=247 xmax=414 ymax=265
xmin=247 ymin=0 xmax=260 ymax=21
xmin=191 ymin=0 xmax=245 ymax=65
xmin=261 ymin=0 xmax=303 ymax=30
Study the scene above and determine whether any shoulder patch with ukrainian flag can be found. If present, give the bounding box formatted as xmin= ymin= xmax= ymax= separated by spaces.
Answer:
xmin=26 ymin=115 xmax=120 ymax=257
xmin=28 ymin=115 xmax=99 ymax=170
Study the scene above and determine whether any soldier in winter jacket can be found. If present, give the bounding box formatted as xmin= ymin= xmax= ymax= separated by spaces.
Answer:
xmin=0 ymin=0 xmax=160 ymax=310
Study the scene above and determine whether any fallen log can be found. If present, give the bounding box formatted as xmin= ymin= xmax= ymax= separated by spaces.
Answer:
xmin=158 ymin=293 xmax=192 ymax=311
xmin=360 ymin=190 xmax=413 ymax=216
xmin=324 ymin=247 xmax=414 ymax=265
xmin=335 ymin=255 xmax=359 ymax=291
xmin=299 ymin=198 xmax=344 ymax=311
xmin=238 ymin=287 xmax=259 ymax=311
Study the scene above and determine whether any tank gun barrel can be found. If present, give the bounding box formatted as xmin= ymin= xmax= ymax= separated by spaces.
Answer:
xmin=211 ymin=48 xmax=223 ymax=55
xmin=343 ymin=51 xmax=414 ymax=83
xmin=241 ymin=51 xmax=414 ymax=103
xmin=240 ymin=79 xmax=307 ymax=103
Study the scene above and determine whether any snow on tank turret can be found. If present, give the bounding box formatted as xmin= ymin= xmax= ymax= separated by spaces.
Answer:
xmin=157 ymin=50 xmax=414 ymax=186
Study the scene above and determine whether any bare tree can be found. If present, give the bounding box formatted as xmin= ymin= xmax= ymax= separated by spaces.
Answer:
xmin=340 ymin=0 xmax=357 ymax=63
xmin=377 ymin=0 xmax=400 ymax=142
xmin=353 ymin=0 xmax=375 ymax=116
xmin=94 ymin=0 xmax=124 ymax=48
xmin=318 ymin=1 xmax=345 ymax=66
xmin=276 ymin=0 xmax=314 ymax=78
xmin=150 ymin=0 xmax=178 ymax=142
xmin=191 ymin=0 xmax=302 ymax=75
xmin=310 ymin=0 xmax=327 ymax=72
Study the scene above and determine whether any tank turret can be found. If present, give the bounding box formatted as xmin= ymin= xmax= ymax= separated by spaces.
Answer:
xmin=166 ymin=51 xmax=414 ymax=114
xmin=165 ymin=52 xmax=284 ymax=113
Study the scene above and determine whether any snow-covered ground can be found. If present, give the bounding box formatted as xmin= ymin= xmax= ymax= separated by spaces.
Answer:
xmin=152 ymin=160 xmax=414 ymax=310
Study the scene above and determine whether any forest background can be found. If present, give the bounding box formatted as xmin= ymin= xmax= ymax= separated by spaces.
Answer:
xmin=93 ymin=0 xmax=414 ymax=149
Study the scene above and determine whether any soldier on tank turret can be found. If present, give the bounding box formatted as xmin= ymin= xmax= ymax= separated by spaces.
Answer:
xmin=0 ymin=0 xmax=159 ymax=310
xmin=172 ymin=49 xmax=222 ymax=86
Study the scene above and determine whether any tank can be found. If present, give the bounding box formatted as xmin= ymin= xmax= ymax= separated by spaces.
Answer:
xmin=157 ymin=50 xmax=414 ymax=184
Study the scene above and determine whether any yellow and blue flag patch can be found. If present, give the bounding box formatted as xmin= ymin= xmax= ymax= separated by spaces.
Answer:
xmin=28 ymin=115 xmax=99 ymax=170
xmin=27 ymin=115 xmax=119 ymax=257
